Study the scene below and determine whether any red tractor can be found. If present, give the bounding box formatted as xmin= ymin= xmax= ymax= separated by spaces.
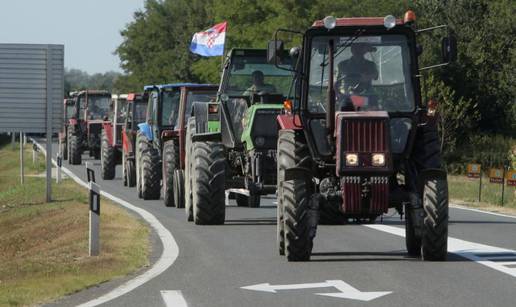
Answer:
xmin=59 ymin=97 xmax=75 ymax=161
xmin=67 ymin=90 xmax=112 ymax=165
xmin=270 ymin=11 xmax=456 ymax=261
xmin=100 ymin=94 xmax=128 ymax=179
xmin=121 ymin=93 xmax=148 ymax=187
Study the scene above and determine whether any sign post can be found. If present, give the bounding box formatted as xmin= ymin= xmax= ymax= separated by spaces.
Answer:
xmin=89 ymin=181 xmax=101 ymax=256
xmin=467 ymin=164 xmax=482 ymax=202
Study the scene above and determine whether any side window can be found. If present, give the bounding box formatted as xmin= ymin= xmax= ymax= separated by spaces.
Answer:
xmin=152 ymin=91 xmax=159 ymax=124
xmin=146 ymin=92 xmax=154 ymax=122
xmin=126 ymin=103 xmax=133 ymax=129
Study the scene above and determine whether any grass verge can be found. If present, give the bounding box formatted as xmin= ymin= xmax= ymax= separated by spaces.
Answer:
xmin=0 ymin=138 xmax=150 ymax=306
xmin=448 ymin=174 xmax=516 ymax=215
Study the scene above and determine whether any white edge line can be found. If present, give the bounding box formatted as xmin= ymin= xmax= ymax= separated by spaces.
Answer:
xmin=450 ymin=203 xmax=516 ymax=220
xmin=161 ymin=290 xmax=188 ymax=307
xmin=31 ymin=139 xmax=180 ymax=307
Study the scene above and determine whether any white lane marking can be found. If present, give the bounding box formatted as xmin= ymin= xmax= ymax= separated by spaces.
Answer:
xmin=451 ymin=204 xmax=516 ymax=220
xmin=161 ymin=290 xmax=188 ymax=307
xmin=31 ymin=140 xmax=183 ymax=306
xmin=241 ymin=280 xmax=391 ymax=302
xmin=364 ymin=224 xmax=516 ymax=278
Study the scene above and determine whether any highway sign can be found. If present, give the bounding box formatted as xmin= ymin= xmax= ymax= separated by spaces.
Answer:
xmin=489 ymin=168 xmax=504 ymax=184
xmin=507 ymin=170 xmax=516 ymax=187
xmin=467 ymin=163 xmax=481 ymax=178
xmin=0 ymin=44 xmax=64 ymax=133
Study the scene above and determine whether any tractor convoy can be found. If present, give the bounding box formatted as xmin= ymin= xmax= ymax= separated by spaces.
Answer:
xmin=61 ymin=10 xmax=454 ymax=262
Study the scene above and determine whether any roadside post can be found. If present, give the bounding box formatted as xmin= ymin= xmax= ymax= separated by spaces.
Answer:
xmin=489 ymin=168 xmax=504 ymax=206
xmin=32 ymin=143 xmax=38 ymax=165
xmin=56 ymin=154 xmax=62 ymax=184
xmin=19 ymin=131 xmax=24 ymax=184
xmin=467 ymin=163 xmax=482 ymax=202
xmin=89 ymin=181 xmax=101 ymax=256
xmin=86 ymin=162 xmax=96 ymax=183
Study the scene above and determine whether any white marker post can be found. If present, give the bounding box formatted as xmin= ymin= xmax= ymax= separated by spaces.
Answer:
xmin=56 ymin=154 xmax=62 ymax=183
xmin=32 ymin=143 xmax=38 ymax=165
xmin=19 ymin=132 xmax=24 ymax=184
xmin=89 ymin=181 xmax=101 ymax=256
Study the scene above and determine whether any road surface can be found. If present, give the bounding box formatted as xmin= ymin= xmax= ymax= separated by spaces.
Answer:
xmin=41 ymin=141 xmax=516 ymax=307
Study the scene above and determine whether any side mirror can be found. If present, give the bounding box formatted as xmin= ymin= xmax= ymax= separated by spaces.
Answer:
xmin=267 ymin=40 xmax=284 ymax=64
xmin=441 ymin=35 xmax=457 ymax=63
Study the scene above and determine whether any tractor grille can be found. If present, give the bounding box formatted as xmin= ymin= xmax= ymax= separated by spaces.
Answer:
xmin=250 ymin=109 xmax=282 ymax=149
xmin=336 ymin=112 xmax=391 ymax=175
xmin=341 ymin=176 xmax=389 ymax=215
xmin=341 ymin=118 xmax=388 ymax=152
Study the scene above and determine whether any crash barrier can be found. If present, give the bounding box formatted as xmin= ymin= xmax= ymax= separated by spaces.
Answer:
xmin=466 ymin=163 xmax=515 ymax=206
xmin=86 ymin=162 xmax=101 ymax=256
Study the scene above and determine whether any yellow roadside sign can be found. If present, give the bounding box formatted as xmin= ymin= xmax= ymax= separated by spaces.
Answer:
xmin=467 ymin=164 xmax=481 ymax=178
xmin=507 ymin=170 xmax=516 ymax=186
xmin=489 ymin=168 xmax=504 ymax=184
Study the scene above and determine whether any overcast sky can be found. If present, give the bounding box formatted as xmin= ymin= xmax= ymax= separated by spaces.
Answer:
xmin=0 ymin=0 xmax=144 ymax=74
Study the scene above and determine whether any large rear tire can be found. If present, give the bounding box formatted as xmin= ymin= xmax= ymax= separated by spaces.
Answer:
xmin=126 ymin=159 xmax=136 ymax=187
xmin=141 ymin=147 xmax=161 ymax=200
xmin=136 ymin=132 xmax=148 ymax=198
xmin=192 ymin=141 xmax=226 ymax=225
xmin=100 ymin=130 xmax=116 ymax=180
xmin=184 ymin=117 xmax=195 ymax=221
xmin=277 ymin=130 xmax=315 ymax=261
xmin=163 ymin=140 xmax=179 ymax=207
xmin=68 ymin=132 xmax=81 ymax=165
xmin=174 ymin=169 xmax=185 ymax=208
xmin=421 ymin=178 xmax=448 ymax=261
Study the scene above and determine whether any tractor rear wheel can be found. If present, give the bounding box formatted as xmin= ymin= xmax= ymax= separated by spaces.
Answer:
xmin=278 ymin=130 xmax=315 ymax=261
xmin=136 ymin=132 xmax=148 ymax=198
xmin=60 ymin=133 xmax=68 ymax=161
xmin=421 ymin=178 xmax=448 ymax=261
xmin=192 ymin=141 xmax=226 ymax=225
xmin=68 ymin=132 xmax=81 ymax=165
xmin=174 ymin=169 xmax=185 ymax=208
xmin=184 ymin=117 xmax=195 ymax=221
xmin=141 ymin=147 xmax=161 ymax=200
xmin=100 ymin=130 xmax=116 ymax=180
xmin=163 ymin=140 xmax=179 ymax=207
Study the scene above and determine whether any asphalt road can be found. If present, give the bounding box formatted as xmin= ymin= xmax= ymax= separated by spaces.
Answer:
xmin=42 ymin=141 xmax=516 ymax=307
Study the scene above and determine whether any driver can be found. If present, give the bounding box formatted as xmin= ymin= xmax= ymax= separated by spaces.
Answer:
xmin=336 ymin=43 xmax=378 ymax=93
xmin=243 ymin=70 xmax=277 ymax=96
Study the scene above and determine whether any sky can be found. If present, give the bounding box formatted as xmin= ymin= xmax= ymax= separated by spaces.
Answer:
xmin=0 ymin=0 xmax=144 ymax=74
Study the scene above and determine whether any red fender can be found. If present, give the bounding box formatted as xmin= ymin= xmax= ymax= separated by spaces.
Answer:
xmin=102 ymin=122 xmax=114 ymax=146
xmin=277 ymin=114 xmax=303 ymax=130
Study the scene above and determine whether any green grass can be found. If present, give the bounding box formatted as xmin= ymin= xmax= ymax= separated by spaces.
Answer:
xmin=448 ymin=174 xmax=516 ymax=209
xmin=0 ymin=140 xmax=150 ymax=307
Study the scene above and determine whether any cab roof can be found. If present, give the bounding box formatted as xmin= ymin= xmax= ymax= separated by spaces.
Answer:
xmin=143 ymin=83 xmax=217 ymax=91
xmin=312 ymin=17 xmax=403 ymax=28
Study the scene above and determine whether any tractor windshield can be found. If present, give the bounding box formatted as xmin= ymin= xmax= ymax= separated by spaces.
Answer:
xmin=161 ymin=90 xmax=181 ymax=129
xmin=87 ymin=96 xmax=111 ymax=120
xmin=185 ymin=90 xmax=217 ymax=122
xmin=225 ymin=52 xmax=293 ymax=97
xmin=116 ymin=98 xmax=128 ymax=123
xmin=307 ymin=34 xmax=415 ymax=113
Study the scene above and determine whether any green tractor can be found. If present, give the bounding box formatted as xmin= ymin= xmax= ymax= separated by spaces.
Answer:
xmin=185 ymin=48 xmax=293 ymax=224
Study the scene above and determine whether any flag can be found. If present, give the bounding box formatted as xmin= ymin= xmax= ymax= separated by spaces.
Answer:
xmin=190 ymin=21 xmax=227 ymax=57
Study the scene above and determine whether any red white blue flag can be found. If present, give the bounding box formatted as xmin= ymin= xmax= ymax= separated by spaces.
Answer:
xmin=190 ymin=21 xmax=227 ymax=57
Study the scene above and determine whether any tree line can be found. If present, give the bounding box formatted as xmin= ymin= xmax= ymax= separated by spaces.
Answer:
xmin=112 ymin=0 xmax=515 ymax=169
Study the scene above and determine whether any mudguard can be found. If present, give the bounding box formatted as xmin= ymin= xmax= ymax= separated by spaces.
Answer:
xmin=277 ymin=114 xmax=302 ymax=130
xmin=138 ymin=122 xmax=153 ymax=141
xmin=192 ymin=132 xmax=221 ymax=143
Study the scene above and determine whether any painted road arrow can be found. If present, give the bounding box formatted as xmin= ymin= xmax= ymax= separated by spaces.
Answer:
xmin=241 ymin=280 xmax=392 ymax=301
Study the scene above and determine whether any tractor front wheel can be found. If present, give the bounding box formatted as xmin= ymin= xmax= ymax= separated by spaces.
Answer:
xmin=163 ymin=140 xmax=179 ymax=207
xmin=68 ymin=132 xmax=81 ymax=165
xmin=192 ymin=141 xmax=226 ymax=225
xmin=174 ymin=169 xmax=185 ymax=209
xmin=421 ymin=178 xmax=449 ymax=261
xmin=100 ymin=130 xmax=116 ymax=180
xmin=236 ymin=194 xmax=261 ymax=208
xmin=141 ymin=148 xmax=161 ymax=200
xmin=277 ymin=130 xmax=316 ymax=261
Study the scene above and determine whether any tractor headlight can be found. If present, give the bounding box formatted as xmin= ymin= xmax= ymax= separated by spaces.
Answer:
xmin=255 ymin=137 xmax=265 ymax=147
xmin=345 ymin=153 xmax=359 ymax=166
xmin=372 ymin=153 xmax=386 ymax=166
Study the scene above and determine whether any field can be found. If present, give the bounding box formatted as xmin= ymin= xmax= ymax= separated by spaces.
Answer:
xmin=0 ymin=137 xmax=150 ymax=306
